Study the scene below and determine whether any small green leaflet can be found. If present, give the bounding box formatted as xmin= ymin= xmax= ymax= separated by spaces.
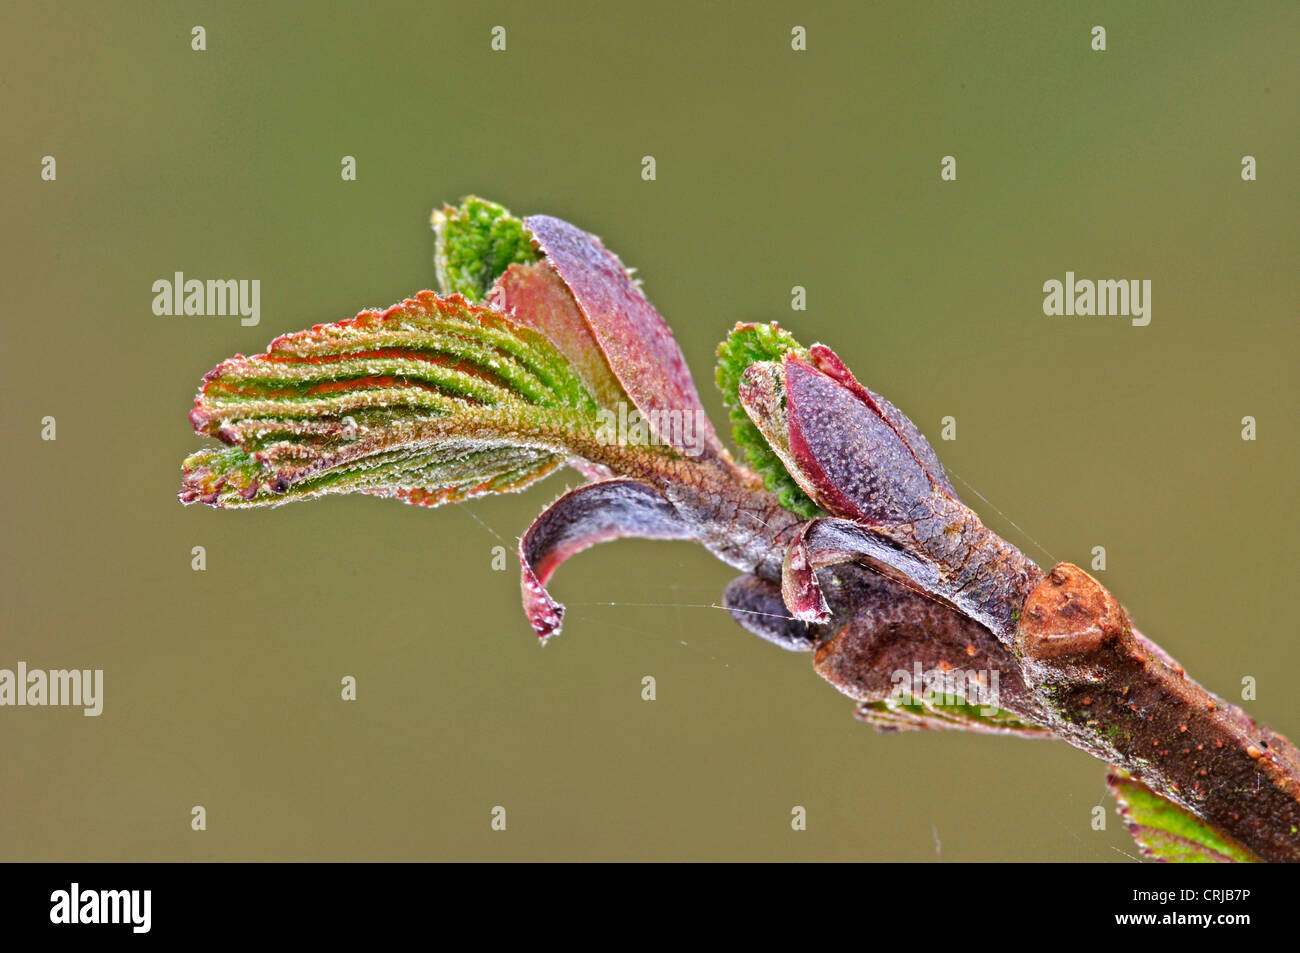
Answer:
xmin=433 ymin=196 xmax=539 ymax=303
xmin=1107 ymin=772 xmax=1259 ymax=863
xmin=858 ymin=693 xmax=1050 ymax=736
xmin=715 ymin=323 xmax=822 ymax=519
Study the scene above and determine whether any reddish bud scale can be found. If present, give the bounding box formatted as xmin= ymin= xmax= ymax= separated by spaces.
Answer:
xmin=743 ymin=345 xmax=1042 ymax=641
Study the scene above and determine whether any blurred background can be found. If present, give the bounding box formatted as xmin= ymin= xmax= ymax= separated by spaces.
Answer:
xmin=2 ymin=0 xmax=1295 ymax=860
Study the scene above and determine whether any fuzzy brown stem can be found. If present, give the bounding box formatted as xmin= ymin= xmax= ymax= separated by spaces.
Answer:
xmin=1014 ymin=563 xmax=1300 ymax=863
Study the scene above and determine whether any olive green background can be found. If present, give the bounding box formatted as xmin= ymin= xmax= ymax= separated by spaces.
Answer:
xmin=2 ymin=1 xmax=1295 ymax=861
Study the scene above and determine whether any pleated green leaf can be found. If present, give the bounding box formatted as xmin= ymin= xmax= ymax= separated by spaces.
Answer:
xmin=180 ymin=291 xmax=603 ymax=508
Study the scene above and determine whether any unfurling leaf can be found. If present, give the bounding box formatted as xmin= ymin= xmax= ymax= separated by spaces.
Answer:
xmin=1107 ymin=772 xmax=1258 ymax=863
xmin=525 ymin=213 xmax=724 ymax=459
xmin=180 ymin=199 xmax=723 ymax=512
xmin=490 ymin=260 xmax=629 ymax=411
xmin=181 ymin=291 xmax=599 ymax=507
xmin=432 ymin=196 xmax=539 ymax=303
xmin=715 ymin=323 xmax=821 ymax=519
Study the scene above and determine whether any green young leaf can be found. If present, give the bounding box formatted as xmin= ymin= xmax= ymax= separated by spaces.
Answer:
xmin=433 ymin=196 xmax=540 ymax=302
xmin=715 ymin=322 xmax=822 ymax=519
xmin=857 ymin=693 xmax=1049 ymax=737
xmin=1107 ymin=772 xmax=1259 ymax=863
xmin=181 ymin=291 xmax=605 ymax=508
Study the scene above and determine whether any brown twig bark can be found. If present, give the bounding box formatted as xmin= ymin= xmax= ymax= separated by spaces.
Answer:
xmin=1015 ymin=563 xmax=1300 ymax=863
